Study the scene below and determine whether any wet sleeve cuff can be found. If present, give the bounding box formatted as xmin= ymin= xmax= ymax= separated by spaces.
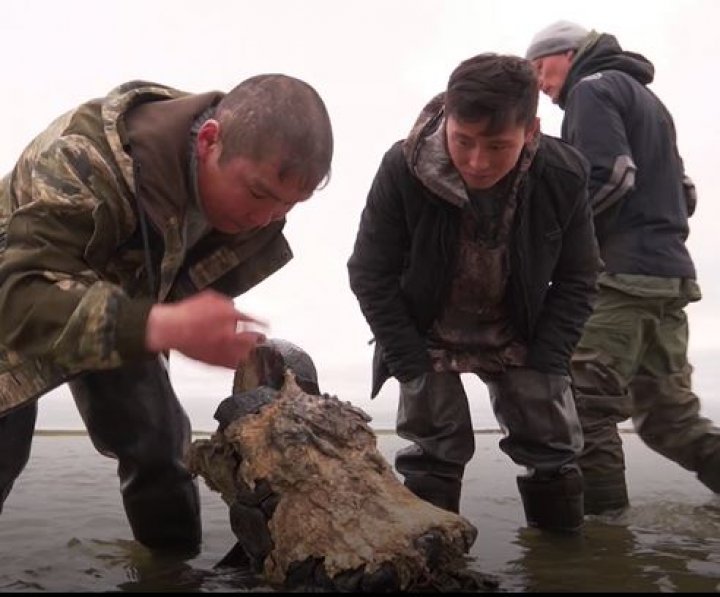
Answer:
xmin=114 ymin=298 xmax=156 ymax=360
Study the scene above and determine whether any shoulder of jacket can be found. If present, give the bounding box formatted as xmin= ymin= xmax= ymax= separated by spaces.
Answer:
xmin=379 ymin=140 xmax=415 ymax=179
xmin=535 ymin=135 xmax=590 ymax=183
xmin=571 ymin=69 xmax=637 ymax=97
xmin=105 ymin=80 xmax=191 ymax=104
xmin=383 ymin=140 xmax=406 ymax=164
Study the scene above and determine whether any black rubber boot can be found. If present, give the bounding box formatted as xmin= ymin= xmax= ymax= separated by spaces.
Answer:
xmin=69 ymin=359 xmax=201 ymax=554
xmin=404 ymin=474 xmax=462 ymax=514
xmin=0 ymin=402 xmax=37 ymax=514
xmin=123 ymin=476 xmax=202 ymax=554
xmin=582 ymin=471 xmax=629 ymax=515
xmin=517 ymin=471 xmax=584 ymax=533
xmin=698 ymin=466 xmax=720 ymax=494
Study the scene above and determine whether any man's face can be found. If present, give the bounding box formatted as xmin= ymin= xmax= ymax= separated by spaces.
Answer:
xmin=531 ymin=52 xmax=574 ymax=104
xmin=446 ymin=115 xmax=538 ymax=190
xmin=196 ymin=120 xmax=312 ymax=234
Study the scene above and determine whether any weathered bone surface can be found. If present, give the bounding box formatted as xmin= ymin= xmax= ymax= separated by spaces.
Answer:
xmin=186 ymin=340 xmax=493 ymax=592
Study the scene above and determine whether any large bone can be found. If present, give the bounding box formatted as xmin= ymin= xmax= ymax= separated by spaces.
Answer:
xmin=186 ymin=340 xmax=491 ymax=592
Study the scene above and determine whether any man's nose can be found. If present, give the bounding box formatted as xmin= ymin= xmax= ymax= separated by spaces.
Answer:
xmin=538 ymin=76 xmax=551 ymax=96
xmin=467 ymin=148 xmax=490 ymax=171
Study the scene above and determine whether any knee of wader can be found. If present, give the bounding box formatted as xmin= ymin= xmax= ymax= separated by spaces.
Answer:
xmin=404 ymin=474 xmax=462 ymax=514
xmin=517 ymin=470 xmax=584 ymax=533
xmin=583 ymin=470 xmax=629 ymax=515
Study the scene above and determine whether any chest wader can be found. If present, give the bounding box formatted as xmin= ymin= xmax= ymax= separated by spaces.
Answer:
xmin=489 ymin=368 xmax=585 ymax=533
xmin=69 ymin=357 xmax=201 ymax=553
xmin=397 ymin=367 xmax=584 ymax=532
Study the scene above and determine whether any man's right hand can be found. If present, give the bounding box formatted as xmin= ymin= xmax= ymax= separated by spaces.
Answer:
xmin=145 ymin=289 xmax=268 ymax=369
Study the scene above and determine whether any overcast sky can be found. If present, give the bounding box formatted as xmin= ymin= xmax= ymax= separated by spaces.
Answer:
xmin=2 ymin=0 xmax=718 ymax=430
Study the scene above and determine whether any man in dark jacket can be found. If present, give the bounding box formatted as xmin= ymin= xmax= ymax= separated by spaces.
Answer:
xmin=347 ymin=54 xmax=600 ymax=532
xmin=527 ymin=21 xmax=720 ymax=515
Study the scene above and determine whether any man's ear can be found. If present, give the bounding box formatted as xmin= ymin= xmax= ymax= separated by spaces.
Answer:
xmin=525 ymin=117 xmax=540 ymax=142
xmin=196 ymin=119 xmax=221 ymax=160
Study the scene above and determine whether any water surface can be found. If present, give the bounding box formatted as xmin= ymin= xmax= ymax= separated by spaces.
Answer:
xmin=1 ymin=432 xmax=718 ymax=592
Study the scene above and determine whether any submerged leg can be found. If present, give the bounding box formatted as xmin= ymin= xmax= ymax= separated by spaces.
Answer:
xmin=70 ymin=358 xmax=201 ymax=553
xmin=0 ymin=401 xmax=37 ymax=514
xmin=489 ymin=367 xmax=584 ymax=532
xmin=395 ymin=372 xmax=474 ymax=513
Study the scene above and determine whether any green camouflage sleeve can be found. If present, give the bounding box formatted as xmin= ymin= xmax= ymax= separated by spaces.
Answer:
xmin=0 ymin=135 xmax=154 ymax=373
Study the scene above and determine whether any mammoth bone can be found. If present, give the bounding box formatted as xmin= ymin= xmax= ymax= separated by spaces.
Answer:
xmin=186 ymin=339 xmax=491 ymax=592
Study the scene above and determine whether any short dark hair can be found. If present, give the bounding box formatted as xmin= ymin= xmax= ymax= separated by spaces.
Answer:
xmin=215 ymin=74 xmax=333 ymax=191
xmin=446 ymin=53 xmax=538 ymax=134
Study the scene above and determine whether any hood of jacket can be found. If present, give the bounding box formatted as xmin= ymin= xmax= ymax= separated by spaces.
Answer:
xmin=402 ymin=92 xmax=468 ymax=207
xmin=559 ymin=32 xmax=655 ymax=108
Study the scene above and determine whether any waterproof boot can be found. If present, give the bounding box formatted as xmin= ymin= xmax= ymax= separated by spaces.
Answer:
xmin=697 ymin=456 xmax=720 ymax=494
xmin=0 ymin=402 xmax=37 ymax=514
xmin=517 ymin=471 xmax=584 ymax=533
xmin=69 ymin=359 xmax=202 ymax=555
xmin=123 ymin=478 xmax=202 ymax=555
xmin=583 ymin=471 xmax=629 ymax=515
xmin=404 ymin=474 xmax=462 ymax=513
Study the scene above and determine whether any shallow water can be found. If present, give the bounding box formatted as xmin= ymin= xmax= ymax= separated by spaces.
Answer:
xmin=1 ymin=432 xmax=719 ymax=592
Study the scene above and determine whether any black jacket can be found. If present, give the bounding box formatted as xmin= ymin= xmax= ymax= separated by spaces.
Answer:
xmin=559 ymin=34 xmax=695 ymax=278
xmin=347 ymin=135 xmax=600 ymax=397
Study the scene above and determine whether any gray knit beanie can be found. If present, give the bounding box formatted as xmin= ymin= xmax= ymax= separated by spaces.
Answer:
xmin=525 ymin=20 xmax=589 ymax=61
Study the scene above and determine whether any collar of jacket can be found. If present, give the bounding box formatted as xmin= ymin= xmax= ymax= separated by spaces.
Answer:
xmin=123 ymin=89 xmax=223 ymax=299
xmin=402 ymin=92 xmax=466 ymax=207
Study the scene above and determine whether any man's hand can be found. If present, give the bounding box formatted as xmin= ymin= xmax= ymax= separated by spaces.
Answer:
xmin=145 ymin=289 xmax=268 ymax=368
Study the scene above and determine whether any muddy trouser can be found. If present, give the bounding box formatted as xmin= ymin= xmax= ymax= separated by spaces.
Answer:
xmin=0 ymin=358 xmax=201 ymax=552
xmin=396 ymin=368 xmax=585 ymax=530
xmin=572 ymin=286 xmax=720 ymax=514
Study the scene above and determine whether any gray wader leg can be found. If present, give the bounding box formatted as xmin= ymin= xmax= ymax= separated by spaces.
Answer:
xmin=0 ymin=401 xmax=37 ymax=514
xmin=69 ymin=358 xmax=201 ymax=553
xmin=488 ymin=367 xmax=584 ymax=532
xmin=395 ymin=372 xmax=474 ymax=513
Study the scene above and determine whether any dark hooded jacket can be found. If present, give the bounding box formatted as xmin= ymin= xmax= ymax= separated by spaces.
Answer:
xmin=347 ymin=96 xmax=600 ymax=397
xmin=559 ymin=33 xmax=696 ymax=278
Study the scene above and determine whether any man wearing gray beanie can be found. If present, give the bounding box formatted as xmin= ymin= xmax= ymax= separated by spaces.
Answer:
xmin=526 ymin=21 xmax=589 ymax=64
xmin=524 ymin=23 xmax=720 ymax=517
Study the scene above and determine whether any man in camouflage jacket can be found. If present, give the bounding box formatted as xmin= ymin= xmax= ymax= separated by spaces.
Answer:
xmin=0 ymin=77 xmax=333 ymax=551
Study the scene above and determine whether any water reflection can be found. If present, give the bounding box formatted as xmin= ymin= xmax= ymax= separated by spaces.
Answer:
xmin=3 ymin=435 xmax=719 ymax=592
xmin=510 ymin=499 xmax=720 ymax=592
xmin=93 ymin=502 xmax=720 ymax=593
xmin=62 ymin=537 xmax=267 ymax=593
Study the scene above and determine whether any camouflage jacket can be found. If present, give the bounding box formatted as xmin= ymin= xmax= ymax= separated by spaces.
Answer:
xmin=0 ymin=81 xmax=292 ymax=415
